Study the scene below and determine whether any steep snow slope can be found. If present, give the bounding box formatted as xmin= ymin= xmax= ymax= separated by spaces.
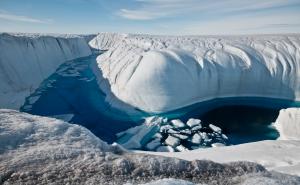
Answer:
xmin=0 ymin=33 xmax=92 ymax=109
xmin=1 ymin=109 xmax=299 ymax=184
xmin=92 ymin=34 xmax=300 ymax=113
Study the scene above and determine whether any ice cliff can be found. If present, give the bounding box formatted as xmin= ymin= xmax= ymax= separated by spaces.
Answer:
xmin=91 ymin=34 xmax=300 ymax=113
xmin=0 ymin=33 xmax=92 ymax=109
xmin=274 ymin=107 xmax=300 ymax=140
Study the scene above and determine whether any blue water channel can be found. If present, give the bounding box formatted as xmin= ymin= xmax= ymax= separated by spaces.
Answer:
xmin=20 ymin=53 xmax=300 ymax=145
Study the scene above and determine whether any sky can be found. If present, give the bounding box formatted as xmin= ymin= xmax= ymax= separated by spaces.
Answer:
xmin=0 ymin=0 xmax=300 ymax=35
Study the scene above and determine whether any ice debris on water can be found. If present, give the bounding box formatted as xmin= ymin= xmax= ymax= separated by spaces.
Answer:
xmin=116 ymin=117 xmax=228 ymax=152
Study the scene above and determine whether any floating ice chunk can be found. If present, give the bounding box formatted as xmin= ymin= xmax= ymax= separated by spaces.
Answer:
xmin=191 ymin=133 xmax=202 ymax=144
xmin=186 ymin=118 xmax=201 ymax=128
xmin=165 ymin=135 xmax=180 ymax=147
xmin=166 ymin=128 xmax=178 ymax=134
xmin=117 ymin=125 xmax=159 ymax=149
xmin=209 ymin=124 xmax=222 ymax=133
xmin=200 ymin=132 xmax=208 ymax=139
xmin=171 ymin=119 xmax=186 ymax=128
xmin=156 ymin=146 xmax=175 ymax=152
xmin=211 ymin=143 xmax=226 ymax=147
xmin=160 ymin=125 xmax=173 ymax=132
xmin=176 ymin=145 xmax=189 ymax=152
xmin=171 ymin=133 xmax=189 ymax=140
xmin=221 ymin=134 xmax=228 ymax=140
xmin=146 ymin=138 xmax=161 ymax=150
xmin=191 ymin=125 xmax=202 ymax=131
xmin=180 ymin=129 xmax=192 ymax=135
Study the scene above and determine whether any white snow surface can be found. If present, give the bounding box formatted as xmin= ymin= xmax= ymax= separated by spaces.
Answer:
xmin=0 ymin=33 xmax=92 ymax=109
xmin=274 ymin=107 xmax=300 ymax=140
xmin=88 ymin=32 xmax=128 ymax=51
xmin=141 ymin=140 xmax=300 ymax=176
xmin=0 ymin=109 xmax=109 ymax=154
xmin=91 ymin=33 xmax=300 ymax=113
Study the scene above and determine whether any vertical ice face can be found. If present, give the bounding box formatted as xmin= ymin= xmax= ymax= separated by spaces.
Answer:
xmin=274 ymin=108 xmax=300 ymax=140
xmin=0 ymin=33 xmax=92 ymax=109
xmin=92 ymin=34 xmax=300 ymax=113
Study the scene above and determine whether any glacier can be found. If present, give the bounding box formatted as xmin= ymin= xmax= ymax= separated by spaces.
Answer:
xmin=1 ymin=32 xmax=300 ymax=183
xmin=91 ymin=33 xmax=300 ymax=113
xmin=0 ymin=33 xmax=92 ymax=110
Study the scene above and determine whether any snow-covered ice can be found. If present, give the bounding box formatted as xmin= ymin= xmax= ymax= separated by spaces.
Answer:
xmin=191 ymin=133 xmax=202 ymax=144
xmin=1 ymin=110 xmax=300 ymax=184
xmin=0 ymin=33 xmax=92 ymax=109
xmin=170 ymin=119 xmax=186 ymax=128
xmin=1 ymin=32 xmax=300 ymax=183
xmin=91 ymin=33 xmax=300 ymax=113
xmin=209 ymin=124 xmax=222 ymax=133
xmin=273 ymin=108 xmax=300 ymax=140
xmin=165 ymin=135 xmax=180 ymax=147
xmin=186 ymin=118 xmax=202 ymax=128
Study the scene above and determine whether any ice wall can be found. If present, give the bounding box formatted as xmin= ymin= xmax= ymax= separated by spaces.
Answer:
xmin=92 ymin=34 xmax=300 ymax=113
xmin=274 ymin=108 xmax=300 ymax=140
xmin=0 ymin=33 xmax=92 ymax=109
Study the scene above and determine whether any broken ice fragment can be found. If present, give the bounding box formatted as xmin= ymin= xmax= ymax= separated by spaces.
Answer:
xmin=209 ymin=124 xmax=222 ymax=133
xmin=191 ymin=125 xmax=202 ymax=131
xmin=171 ymin=119 xmax=186 ymax=128
xmin=191 ymin=133 xmax=202 ymax=144
xmin=165 ymin=135 xmax=180 ymax=147
xmin=160 ymin=125 xmax=173 ymax=132
xmin=221 ymin=134 xmax=228 ymax=140
xmin=166 ymin=128 xmax=178 ymax=134
xmin=176 ymin=145 xmax=189 ymax=152
xmin=171 ymin=133 xmax=189 ymax=140
xmin=186 ymin=118 xmax=201 ymax=128
xmin=180 ymin=129 xmax=192 ymax=135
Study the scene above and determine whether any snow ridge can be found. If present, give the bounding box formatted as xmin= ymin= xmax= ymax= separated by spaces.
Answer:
xmin=0 ymin=33 xmax=92 ymax=109
xmin=92 ymin=34 xmax=300 ymax=113
xmin=89 ymin=32 xmax=128 ymax=51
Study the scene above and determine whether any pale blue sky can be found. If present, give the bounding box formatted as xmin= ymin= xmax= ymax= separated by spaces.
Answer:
xmin=0 ymin=0 xmax=300 ymax=35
